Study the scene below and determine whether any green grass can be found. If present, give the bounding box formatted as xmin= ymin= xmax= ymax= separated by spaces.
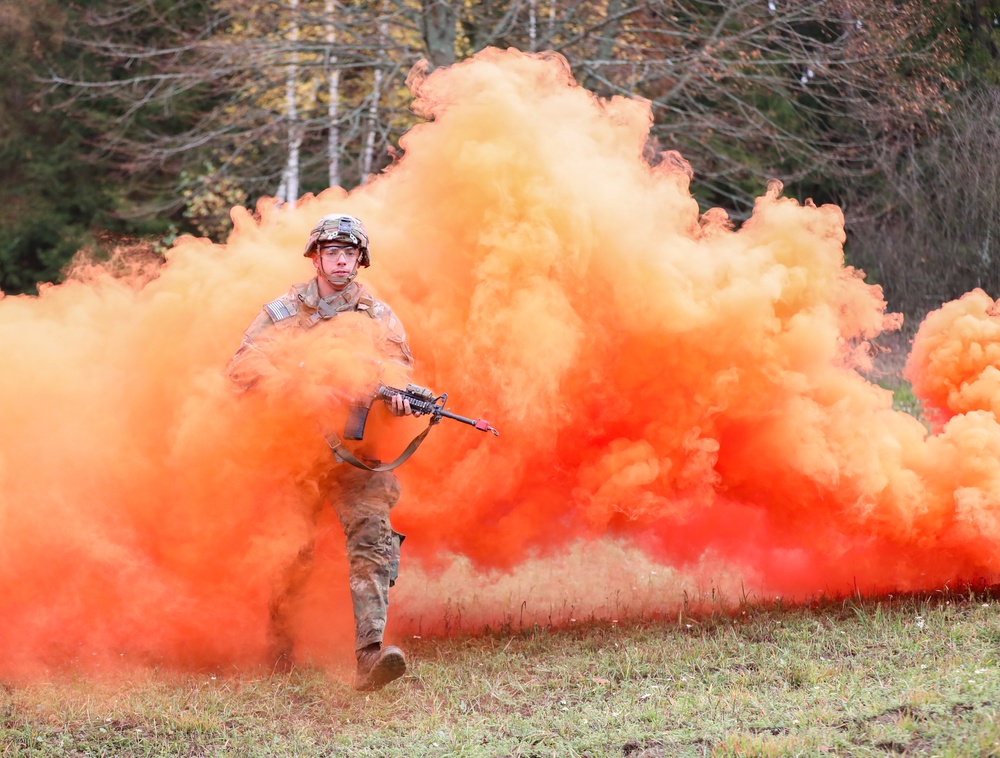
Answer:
xmin=3 ymin=588 xmax=1000 ymax=757
xmin=871 ymin=374 xmax=927 ymax=428
xmin=886 ymin=381 xmax=925 ymax=422
xmin=864 ymin=325 xmax=926 ymax=424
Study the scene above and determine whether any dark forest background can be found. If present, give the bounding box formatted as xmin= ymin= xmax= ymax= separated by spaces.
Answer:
xmin=2 ymin=0 xmax=999 ymax=320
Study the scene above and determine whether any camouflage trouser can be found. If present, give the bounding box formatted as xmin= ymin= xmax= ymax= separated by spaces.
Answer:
xmin=268 ymin=467 xmax=403 ymax=660
xmin=329 ymin=467 xmax=403 ymax=652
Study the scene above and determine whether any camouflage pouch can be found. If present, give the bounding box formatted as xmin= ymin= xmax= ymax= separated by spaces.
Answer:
xmin=388 ymin=530 xmax=406 ymax=587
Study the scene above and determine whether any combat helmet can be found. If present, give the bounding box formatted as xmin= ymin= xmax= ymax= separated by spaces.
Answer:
xmin=303 ymin=214 xmax=371 ymax=267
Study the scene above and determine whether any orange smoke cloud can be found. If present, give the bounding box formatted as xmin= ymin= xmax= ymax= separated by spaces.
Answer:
xmin=1 ymin=48 xmax=998 ymax=676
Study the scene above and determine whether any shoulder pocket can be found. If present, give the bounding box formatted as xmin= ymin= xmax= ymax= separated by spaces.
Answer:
xmin=263 ymin=299 xmax=296 ymax=323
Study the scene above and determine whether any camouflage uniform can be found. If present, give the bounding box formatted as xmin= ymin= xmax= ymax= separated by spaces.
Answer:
xmin=230 ymin=276 xmax=412 ymax=656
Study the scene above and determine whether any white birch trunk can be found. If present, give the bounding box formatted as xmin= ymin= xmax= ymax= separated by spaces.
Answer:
xmin=361 ymin=7 xmax=388 ymax=184
xmin=326 ymin=0 xmax=341 ymax=189
xmin=280 ymin=0 xmax=301 ymax=206
xmin=529 ymin=0 xmax=537 ymax=51
xmin=360 ymin=68 xmax=382 ymax=184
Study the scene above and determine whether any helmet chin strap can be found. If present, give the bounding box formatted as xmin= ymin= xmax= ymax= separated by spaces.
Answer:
xmin=319 ymin=256 xmax=360 ymax=288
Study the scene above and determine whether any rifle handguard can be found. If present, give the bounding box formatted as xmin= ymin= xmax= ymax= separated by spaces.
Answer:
xmin=343 ymin=383 xmax=499 ymax=443
xmin=378 ymin=384 xmax=500 ymax=436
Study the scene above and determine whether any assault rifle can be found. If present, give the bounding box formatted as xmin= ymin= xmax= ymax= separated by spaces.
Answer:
xmin=345 ymin=383 xmax=499 ymax=440
xmin=327 ymin=383 xmax=499 ymax=472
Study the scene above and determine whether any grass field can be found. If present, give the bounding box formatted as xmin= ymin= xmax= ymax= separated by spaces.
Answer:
xmin=2 ymin=586 xmax=999 ymax=757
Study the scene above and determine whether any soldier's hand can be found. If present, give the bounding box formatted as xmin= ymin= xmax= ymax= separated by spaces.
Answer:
xmin=389 ymin=393 xmax=414 ymax=416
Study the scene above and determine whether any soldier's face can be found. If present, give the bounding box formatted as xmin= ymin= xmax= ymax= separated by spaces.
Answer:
xmin=314 ymin=244 xmax=361 ymax=284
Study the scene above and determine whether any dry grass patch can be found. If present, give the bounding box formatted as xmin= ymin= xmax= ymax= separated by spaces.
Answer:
xmin=2 ymin=587 xmax=999 ymax=757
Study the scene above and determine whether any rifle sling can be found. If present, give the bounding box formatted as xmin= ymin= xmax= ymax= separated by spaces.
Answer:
xmin=325 ymin=419 xmax=438 ymax=472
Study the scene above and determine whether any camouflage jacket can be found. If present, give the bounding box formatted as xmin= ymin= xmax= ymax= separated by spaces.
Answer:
xmin=229 ymin=278 xmax=413 ymax=387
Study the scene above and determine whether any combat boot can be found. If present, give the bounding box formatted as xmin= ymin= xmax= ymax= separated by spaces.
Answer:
xmin=354 ymin=644 xmax=407 ymax=691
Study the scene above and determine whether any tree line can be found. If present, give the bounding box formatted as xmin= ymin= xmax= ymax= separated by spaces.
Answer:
xmin=1 ymin=0 xmax=998 ymax=317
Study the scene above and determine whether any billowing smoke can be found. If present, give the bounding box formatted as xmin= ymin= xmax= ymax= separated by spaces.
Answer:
xmin=1 ymin=48 xmax=997 ymax=677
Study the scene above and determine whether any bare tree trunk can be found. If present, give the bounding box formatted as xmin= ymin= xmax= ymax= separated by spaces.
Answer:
xmin=280 ymin=0 xmax=302 ymax=206
xmin=326 ymin=0 xmax=341 ymax=188
xmin=361 ymin=67 xmax=382 ymax=184
xmin=579 ymin=0 xmax=624 ymax=91
xmin=528 ymin=0 xmax=537 ymax=51
xmin=420 ymin=0 xmax=457 ymax=70
xmin=361 ymin=4 xmax=388 ymax=184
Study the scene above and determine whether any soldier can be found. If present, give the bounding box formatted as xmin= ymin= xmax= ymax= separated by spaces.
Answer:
xmin=229 ymin=213 xmax=413 ymax=691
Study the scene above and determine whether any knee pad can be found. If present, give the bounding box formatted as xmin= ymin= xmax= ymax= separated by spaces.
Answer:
xmin=364 ymin=471 xmax=402 ymax=508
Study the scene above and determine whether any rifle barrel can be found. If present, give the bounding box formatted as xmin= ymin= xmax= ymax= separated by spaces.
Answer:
xmin=439 ymin=408 xmax=499 ymax=435
xmin=438 ymin=408 xmax=477 ymax=426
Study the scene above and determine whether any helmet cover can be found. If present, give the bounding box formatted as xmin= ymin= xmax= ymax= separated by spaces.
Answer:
xmin=303 ymin=214 xmax=371 ymax=266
